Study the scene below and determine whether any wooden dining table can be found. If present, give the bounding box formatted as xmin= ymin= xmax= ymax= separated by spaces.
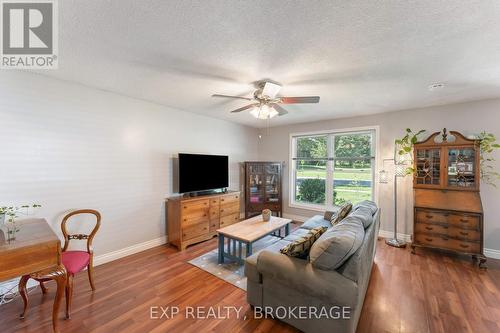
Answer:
xmin=0 ymin=218 xmax=67 ymax=333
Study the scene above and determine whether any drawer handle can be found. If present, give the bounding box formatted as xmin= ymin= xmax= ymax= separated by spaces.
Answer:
xmin=183 ymin=206 xmax=187 ymax=209
xmin=426 ymin=215 xmax=433 ymax=219
xmin=221 ymin=209 xmax=224 ymax=213
xmin=441 ymin=237 xmax=449 ymax=241
xmin=443 ymin=213 xmax=449 ymax=217
xmin=203 ymin=214 xmax=207 ymax=217
xmin=459 ymin=232 xmax=469 ymax=236
xmin=425 ymin=226 xmax=433 ymax=230
xmin=425 ymin=238 xmax=433 ymax=242
xmin=235 ymin=196 xmax=239 ymax=199
xmin=460 ymin=219 xmax=469 ymax=223
xmin=443 ymin=225 xmax=449 ymax=229
xmin=221 ymin=199 xmax=225 ymax=202
xmin=183 ymin=219 xmax=187 ymax=222
xmin=459 ymin=244 xmax=469 ymax=248
xmin=203 ymin=227 xmax=207 ymax=230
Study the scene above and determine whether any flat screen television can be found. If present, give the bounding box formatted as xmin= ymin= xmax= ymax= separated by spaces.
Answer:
xmin=178 ymin=153 xmax=229 ymax=193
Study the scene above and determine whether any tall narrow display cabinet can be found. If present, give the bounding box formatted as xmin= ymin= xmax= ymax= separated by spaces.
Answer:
xmin=411 ymin=129 xmax=486 ymax=267
xmin=244 ymin=162 xmax=283 ymax=218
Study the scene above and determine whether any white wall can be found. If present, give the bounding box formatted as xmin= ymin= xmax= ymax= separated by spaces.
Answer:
xmin=0 ymin=71 xmax=259 ymax=256
xmin=257 ymin=99 xmax=500 ymax=253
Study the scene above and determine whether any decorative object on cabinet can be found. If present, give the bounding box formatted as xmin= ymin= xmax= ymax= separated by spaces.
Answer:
xmin=395 ymin=128 xmax=426 ymax=175
xmin=244 ymin=162 xmax=283 ymax=218
xmin=477 ymin=131 xmax=500 ymax=187
xmin=262 ymin=209 xmax=271 ymax=222
xmin=167 ymin=191 xmax=241 ymax=250
xmin=411 ymin=129 xmax=486 ymax=268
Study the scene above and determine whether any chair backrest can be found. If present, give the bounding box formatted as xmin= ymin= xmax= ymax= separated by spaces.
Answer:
xmin=61 ymin=209 xmax=101 ymax=254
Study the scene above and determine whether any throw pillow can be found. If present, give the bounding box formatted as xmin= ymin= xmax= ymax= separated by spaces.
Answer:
xmin=330 ymin=202 xmax=352 ymax=226
xmin=323 ymin=210 xmax=336 ymax=221
xmin=349 ymin=206 xmax=374 ymax=228
xmin=309 ymin=216 xmax=365 ymax=270
xmin=352 ymin=200 xmax=378 ymax=215
xmin=280 ymin=226 xmax=327 ymax=258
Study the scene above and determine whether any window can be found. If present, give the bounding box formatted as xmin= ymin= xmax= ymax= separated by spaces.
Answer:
xmin=290 ymin=128 xmax=376 ymax=210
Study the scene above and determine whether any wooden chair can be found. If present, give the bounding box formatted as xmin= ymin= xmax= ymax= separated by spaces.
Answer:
xmin=32 ymin=209 xmax=101 ymax=319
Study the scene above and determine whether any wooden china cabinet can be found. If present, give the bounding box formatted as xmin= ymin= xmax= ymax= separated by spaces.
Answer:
xmin=411 ymin=129 xmax=486 ymax=267
xmin=244 ymin=162 xmax=283 ymax=218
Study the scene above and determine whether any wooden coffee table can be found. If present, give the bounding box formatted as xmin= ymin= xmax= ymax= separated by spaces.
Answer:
xmin=217 ymin=215 xmax=292 ymax=264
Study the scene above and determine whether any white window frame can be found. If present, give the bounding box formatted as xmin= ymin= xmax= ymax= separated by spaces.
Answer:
xmin=289 ymin=126 xmax=379 ymax=212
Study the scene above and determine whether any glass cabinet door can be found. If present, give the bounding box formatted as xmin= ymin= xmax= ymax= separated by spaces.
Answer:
xmin=248 ymin=164 xmax=264 ymax=204
xmin=415 ymin=148 xmax=441 ymax=185
xmin=447 ymin=148 xmax=476 ymax=188
xmin=264 ymin=164 xmax=280 ymax=203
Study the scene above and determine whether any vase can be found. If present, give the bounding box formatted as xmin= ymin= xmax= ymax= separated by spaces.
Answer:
xmin=262 ymin=209 xmax=271 ymax=222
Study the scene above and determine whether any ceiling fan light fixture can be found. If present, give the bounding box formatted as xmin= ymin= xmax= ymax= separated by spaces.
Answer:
xmin=250 ymin=104 xmax=278 ymax=120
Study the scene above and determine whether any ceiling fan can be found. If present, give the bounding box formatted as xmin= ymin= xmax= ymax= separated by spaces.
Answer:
xmin=212 ymin=81 xmax=320 ymax=119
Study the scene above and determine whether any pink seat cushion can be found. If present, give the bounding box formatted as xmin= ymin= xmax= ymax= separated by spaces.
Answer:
xmin=62 ymin=251 xmax=90 ymax=275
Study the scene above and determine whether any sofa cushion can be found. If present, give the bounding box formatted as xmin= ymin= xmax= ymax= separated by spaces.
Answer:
xmin=245 ymin=239 xmax=291 ymax=282
xmin=330 ymin=202 xmax=352 ymax=226
xmin=280 ymin=227 xmax=327 ymax=259
xmin=309 ymin=216 xmax=365 ymax=270
xmin=283 ymin=228 xmax=311 ymax=242
xmin=337 ymin=209 xmax=379 ymax=282
xmin=349 ymin=206 xmax=374 ymax=228
xmin=353 ymin=200 xmax=378 ymax=215
xmin=300 ymin=215 xmax=332 ymax=230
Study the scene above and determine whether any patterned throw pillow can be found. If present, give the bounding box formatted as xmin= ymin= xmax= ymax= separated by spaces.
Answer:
xmin=323 ymin=210 xmax=336 ymax=221
xmin=330 ymin=202 xmax=352 ymax=226
xmin=280 ymin=226 xmax=327 ymax=258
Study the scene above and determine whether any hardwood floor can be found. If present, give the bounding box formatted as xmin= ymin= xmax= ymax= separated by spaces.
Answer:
xmin=1 ymin=237 xmax=499 ymax=333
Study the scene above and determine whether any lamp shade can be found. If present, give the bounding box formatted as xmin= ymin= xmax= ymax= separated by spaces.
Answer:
xmin=250 ymin=104 xmax=279 ymax=119
xmin=379 ymin=169 xmax=390 ymax=183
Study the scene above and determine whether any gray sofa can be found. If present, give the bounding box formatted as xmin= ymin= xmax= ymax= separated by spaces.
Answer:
xmin=245 ymin=201 xmax=380 ymax=333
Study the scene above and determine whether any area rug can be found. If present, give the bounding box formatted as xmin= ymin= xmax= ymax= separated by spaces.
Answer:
xmin=188 ymin=235 xmax=282 ymax=291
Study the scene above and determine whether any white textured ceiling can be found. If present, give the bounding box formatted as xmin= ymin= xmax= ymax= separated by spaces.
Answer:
xmin=38 ymin=0 xmax=500 ymax=128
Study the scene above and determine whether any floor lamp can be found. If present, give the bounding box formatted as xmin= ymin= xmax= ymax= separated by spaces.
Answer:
xmin=379 ymin=147 xmax=411 ymax=248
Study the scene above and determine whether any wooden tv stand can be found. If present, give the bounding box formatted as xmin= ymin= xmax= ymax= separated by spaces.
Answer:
xmin=166 ymin=191 xmax=241 ymax=250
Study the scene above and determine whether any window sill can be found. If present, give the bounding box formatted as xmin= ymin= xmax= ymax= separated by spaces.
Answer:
xmin=289 ymin=202 xmax=329 ymax=213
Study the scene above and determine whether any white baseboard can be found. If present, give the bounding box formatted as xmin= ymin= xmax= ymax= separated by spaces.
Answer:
xmin=378 ymin=229 xmax=412 ymax=242
xmin=94 ymin=235 xmax=167 ymax=266
xmin=484 ymin=248 xmax=500 ymax=259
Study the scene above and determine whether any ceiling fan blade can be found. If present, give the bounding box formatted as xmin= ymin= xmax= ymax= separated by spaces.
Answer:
xmin=212 ymin=94 xmax=253 ymax=101
xmin=261 ymin=82 xmax=282 ymax=99
xmin=280 ymin=96 xmax=320 ymax=104
xmin=230 ymin=103 xmax=259 ymax=113
xmin=270 ymin=103 xmax=288 ymax=116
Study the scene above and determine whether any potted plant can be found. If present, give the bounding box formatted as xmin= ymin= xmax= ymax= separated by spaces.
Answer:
xmin=395 ymin=128 xmax=426 ymax=175
xmin=477 ymin=131 xmax=500 ymax=187
xmin=0 ymin=204 xmax=42 ymax=240
xmin=0 ymin=207 xmax=6 ymax=226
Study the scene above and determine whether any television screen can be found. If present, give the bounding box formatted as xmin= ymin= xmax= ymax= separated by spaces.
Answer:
xmin=178 ymin=153 xmax=229 ymax=193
